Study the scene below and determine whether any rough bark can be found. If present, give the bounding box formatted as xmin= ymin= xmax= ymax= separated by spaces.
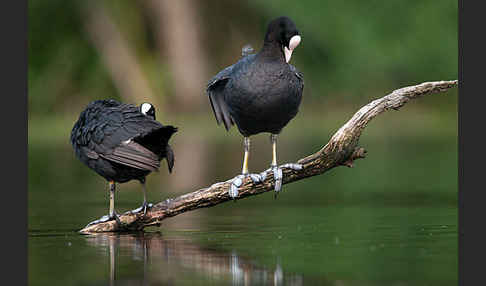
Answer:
xmin=80 ymin=80 xmax=458 ymax=233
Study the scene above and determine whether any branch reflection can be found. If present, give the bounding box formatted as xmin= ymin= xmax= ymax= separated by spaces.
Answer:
xmin=84 ymin=232 xmax=306 ymax=285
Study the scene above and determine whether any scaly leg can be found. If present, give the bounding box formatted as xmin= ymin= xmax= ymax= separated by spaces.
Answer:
xmin=269 ymin=134 xmax=303 ymax=197
xmin=131 ymin=178 xmax=153 ymax=215
xmin=86 ymin=181 xmax=121 ymax=227
xmin=228 ymin=137 xmax=265 ymax=199
xmin=270 ymin=134 xmax=283 ymax=194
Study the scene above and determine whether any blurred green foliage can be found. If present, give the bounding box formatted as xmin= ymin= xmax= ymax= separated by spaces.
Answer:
xmin=28 ymin=0 xmax=457 ymax=118
xmin=29 ymin=0 xmax=111 ymax=114
xmin=253 ymin=0 xmax=457 ymax=95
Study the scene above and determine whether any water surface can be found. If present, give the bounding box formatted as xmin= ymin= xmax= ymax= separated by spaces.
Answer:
xmin=28 ymin=116 xmax=457 ymax=285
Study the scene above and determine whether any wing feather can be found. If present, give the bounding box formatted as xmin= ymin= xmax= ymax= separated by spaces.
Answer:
xmin=206 ymin=66 xmax=235 ymax=131
xmin=100 ymin=140 xmax=160 ymax=172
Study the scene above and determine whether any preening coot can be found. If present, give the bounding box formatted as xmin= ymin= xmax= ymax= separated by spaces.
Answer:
xmin=70 ymin=99 xmax=177 ymax=226
xmin=206 ymin=16 xmax=304 ymax=198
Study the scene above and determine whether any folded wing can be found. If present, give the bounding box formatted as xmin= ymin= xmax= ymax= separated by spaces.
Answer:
xmin=206 ymin=66 xmax=235 ymax=131
xmin=100 ymin=140 xmax=160 ymax=172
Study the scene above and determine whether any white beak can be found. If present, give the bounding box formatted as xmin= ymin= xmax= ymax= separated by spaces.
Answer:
xmin=284 ymin=35 xmax=301 ymax=63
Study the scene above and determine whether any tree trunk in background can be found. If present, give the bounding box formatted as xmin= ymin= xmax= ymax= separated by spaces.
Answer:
xmin=145 ymin=0 xmax=208 ymax=111
xmin=143 ymin=0 xmax=209 ymax=199
xmin=80 ymin=2 xmax=159 ymax=108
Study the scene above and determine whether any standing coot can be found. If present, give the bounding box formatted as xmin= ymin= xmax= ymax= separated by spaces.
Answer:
xmin=206 ymin=16 xmax=304 ymax=198
xmin=70 ymin=99 xmax=177 ymax=226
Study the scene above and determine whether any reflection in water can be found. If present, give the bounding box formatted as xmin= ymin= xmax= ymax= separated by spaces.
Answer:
xmin=84 ymin=232 xmax=305 ymax=286
xmin=29 ymin=114 xmax=457 ymax=285
xmin=109 ymin=235 xmax=116 ymax=286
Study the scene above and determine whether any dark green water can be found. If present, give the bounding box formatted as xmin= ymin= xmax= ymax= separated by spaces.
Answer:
xmin=28 ymin=111 xmax=457 ymax=285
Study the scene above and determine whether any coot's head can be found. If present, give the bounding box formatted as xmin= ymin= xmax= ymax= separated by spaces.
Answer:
xmin=264 ymin=16 xmax=301 ymax=63
xmin=140 ymin=102 xmax=156 ymax=120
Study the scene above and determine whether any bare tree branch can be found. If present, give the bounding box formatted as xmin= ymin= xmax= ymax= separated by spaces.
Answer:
xmin=80 ymin=80 xmax=458 ymax=233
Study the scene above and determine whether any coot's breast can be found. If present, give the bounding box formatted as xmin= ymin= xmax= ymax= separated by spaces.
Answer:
xmin=225 ymin=60 xmax=303 ymax=136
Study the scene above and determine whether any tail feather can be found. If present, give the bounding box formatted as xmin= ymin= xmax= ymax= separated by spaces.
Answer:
xmin=165 ymin=144 xmax=175 ymax=173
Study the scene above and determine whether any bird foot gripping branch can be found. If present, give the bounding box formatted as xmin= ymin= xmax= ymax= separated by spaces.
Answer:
xmin=130 ymin=203 xmax=154 ymax=215
xmin=271 ymin=163 xmax=303 ymax=194
xmin=229 ymin=172 xmax=268 ymax=199
xmin=228 ymin=162 xmax=303 ymax=199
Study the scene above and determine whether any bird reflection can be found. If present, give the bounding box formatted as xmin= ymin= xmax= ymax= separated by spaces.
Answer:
xmin=109 ymin=235 xmax=115 ymax=286
xmin=83 ymin=232 xmax=305 ymax=286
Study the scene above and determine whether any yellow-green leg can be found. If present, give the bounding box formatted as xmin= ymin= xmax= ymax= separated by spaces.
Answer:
xmin=85 ymin=180 xmax=121 ymax=227
xmin=270 ymin=134 xmax=303 ymax=196
xmin=228 ymin=137 xmax=266 ymax=199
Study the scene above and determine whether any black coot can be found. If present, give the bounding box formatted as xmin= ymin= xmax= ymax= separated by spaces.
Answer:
xmin=70 ymin=99 xmax=177 ymax=225
xmin=206 ymin=16 xmax=304 ymax=198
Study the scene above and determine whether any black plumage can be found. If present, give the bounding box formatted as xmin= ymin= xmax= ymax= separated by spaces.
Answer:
xmin=70 ymin=99 xmax=177 ymax=223
xmin=206 ymin=16 xmax=304 ymax=197
xmin=207 ymin=17 xmax=304 ymax=136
